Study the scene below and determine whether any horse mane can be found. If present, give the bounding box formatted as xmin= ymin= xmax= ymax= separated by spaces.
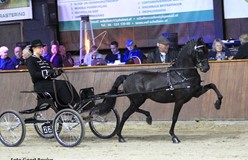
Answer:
xmin=178 ymin=40 xmax=195 ymax=57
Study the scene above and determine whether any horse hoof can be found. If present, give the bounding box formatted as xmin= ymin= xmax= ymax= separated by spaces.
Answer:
xmin=146 ymin=116 xmax=152 ymax=125
xmin=214 ymin=100 xmax=221 ymax=110
xmin=118 ymin=137 xmax=126 ymax=143
xmin=172 ymin=137 xmax=181 ymax=144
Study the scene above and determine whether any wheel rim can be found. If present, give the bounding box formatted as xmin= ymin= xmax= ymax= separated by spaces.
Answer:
xmin=0 ymin=111 xmax=25 ymax=146
xmin=34 ymin=106 xmax=56 ymax=139
xmin=89 ymin=109 xmax=119 ymax=139
xmin=53 ymin=109 xmax=84 ymax=147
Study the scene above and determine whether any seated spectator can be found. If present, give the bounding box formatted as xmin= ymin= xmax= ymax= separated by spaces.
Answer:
xmin=22 ymin=45 xmax=32 ymax=59
xmin=233 ymin=33 xmax=248 ymax=59
xmin=208 ymin=39 xmax=232 ymax=60
xmin=84 ymin=45 xmax=104 ymax=66
xmin=12 ymin=46 xmax=23 ymax=69
xmin=123 ymin=39 xmax=143 ymax=63
xmin=105 ymin=41 xmax=124 ymax=64
xmin=41 ymin=44 xmax=52 ymax=62
xmin=0 ymin=46 xmax=15 ymax=70
xmin=147 ymin=35 xmax=177 ymax=63
xmin=50 ymin=42 xmax=63 ymax=68
xmin=18 ymin=45 xmax=32 ymax=69
xmin=59 ymin=45 xmax=74 ymax=67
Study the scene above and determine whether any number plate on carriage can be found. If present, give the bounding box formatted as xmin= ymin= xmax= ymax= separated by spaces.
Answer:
xmin=42 ymin=123 xmax=53 ymax=134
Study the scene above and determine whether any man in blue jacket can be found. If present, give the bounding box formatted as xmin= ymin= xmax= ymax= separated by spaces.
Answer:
xmin=123 ymin=39 xmax=143 ymax=64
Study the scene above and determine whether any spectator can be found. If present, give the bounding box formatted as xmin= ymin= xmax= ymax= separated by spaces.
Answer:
xmin=84 ymin=45 xmax=104 ymax=66
xmin=208 ymin=39 xmax=232 ymax=60
xmin=12 ymin=46 xmax=23 ymax=69
xmin=41 ymin=44 xmax=52 ymax=62
xmin=147 ymin=35 xmax=177 ymax=63
xmin=18 ymin=45 xmax=32 ymax=69
xmin=50 ymin=42 xmax=63 ymax=68
xmin=123 ymin=39 xmax=143 ymax=63
xmin=59 ymin=45 xmax=74 ymax=67
xmin=105 ymin=41 xmax=124 ymax=64
xmin=233 ymin=33 xmax=248 ymax=59
xmin=0 ymin=46 xmax=15 ymax=70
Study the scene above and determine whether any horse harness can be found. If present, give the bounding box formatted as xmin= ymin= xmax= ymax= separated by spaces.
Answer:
xmin=166 ymin=67 xmax=198 ymax=91
xmin=166 ymin=44 xmax=207 ymax=91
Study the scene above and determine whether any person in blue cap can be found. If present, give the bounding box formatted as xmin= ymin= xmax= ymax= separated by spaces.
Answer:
xmin=123 ymin=39 xmax=144 ymax=64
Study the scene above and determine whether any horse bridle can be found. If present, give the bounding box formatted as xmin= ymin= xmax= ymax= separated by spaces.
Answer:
xmin=194 ymin=45 xmax=208 ymax=71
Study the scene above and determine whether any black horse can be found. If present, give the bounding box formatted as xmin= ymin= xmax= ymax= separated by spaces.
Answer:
xmin=98 ymin=38 xmax=223 ymax=143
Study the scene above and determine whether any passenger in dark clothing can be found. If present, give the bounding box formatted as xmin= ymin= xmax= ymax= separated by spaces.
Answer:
xmin=26 ymin=39 xmax=80 ymax=109
xmin=233 ymin=33 xmax=248 ymax=59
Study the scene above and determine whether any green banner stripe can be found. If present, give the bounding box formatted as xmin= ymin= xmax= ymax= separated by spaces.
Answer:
xmin=59 ymin=10 xmax=213 ymax=31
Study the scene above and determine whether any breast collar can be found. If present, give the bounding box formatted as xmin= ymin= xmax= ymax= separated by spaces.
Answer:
xmin=166 ymin=67 xmax=197 ymax=90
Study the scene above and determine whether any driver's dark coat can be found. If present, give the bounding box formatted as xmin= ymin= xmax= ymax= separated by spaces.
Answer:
xmin=26 ymin=55 xmax=80 ymax=107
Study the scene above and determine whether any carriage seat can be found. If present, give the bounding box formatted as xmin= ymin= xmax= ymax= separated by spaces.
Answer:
xmin=19 ymin=91 xmax=59 ymax=114
xmin=78 ymin=87 xmax=95 ymax=111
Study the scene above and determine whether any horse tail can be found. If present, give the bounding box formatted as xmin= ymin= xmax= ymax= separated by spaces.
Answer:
xmin=95 ymin=75 xmax=127 ymax=114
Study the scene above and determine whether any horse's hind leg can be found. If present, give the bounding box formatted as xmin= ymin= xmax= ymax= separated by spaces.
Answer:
xmin=136 ymin=108 xmax=152 ymax=125
xmin=195 ymin=83 xmax=223 ymax=109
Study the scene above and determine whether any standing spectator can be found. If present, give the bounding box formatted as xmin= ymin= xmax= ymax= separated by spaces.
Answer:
xmin=50 ymin=43 xmax=63 ymax=68
xmin=233 ymin=33 xmax=248 ymax=59
xmin=12 ymin=46 xmax=23 ymax=69
xmin=41 ymin=44 xmax=52 ymax=62
xmin=147 ymin=36 xmax=177 ymax=63
xmin=123 ymin=39 xmax=143 ymax=63
xmin=208 ymin=39 xmax=232 ymax=60
xmin=105 ymin=41 xmax=124 ymax=64
xmin=59 ymin=45 xmax=74 ymax=67
xmin=0 ymin=46 xmax=15 ymax=70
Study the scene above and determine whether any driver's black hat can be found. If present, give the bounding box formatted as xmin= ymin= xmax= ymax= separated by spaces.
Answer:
xmin=31 ymin=39 xmax=46 ymax=48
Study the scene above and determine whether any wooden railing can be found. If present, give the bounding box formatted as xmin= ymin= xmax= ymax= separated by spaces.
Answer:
xmin=1 ymin=60 xmax=248 ymax=120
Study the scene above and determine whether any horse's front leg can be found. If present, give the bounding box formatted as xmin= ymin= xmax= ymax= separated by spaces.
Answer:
xmin=169 ymin=101 xmax=184 ymax=143
xmin=209 ymin=83 xmax=223 ymax=109
xmin=117 ymin=104 xmax=137 ymax=142
xmin=195 ymin=83 xmax=223 ymax=110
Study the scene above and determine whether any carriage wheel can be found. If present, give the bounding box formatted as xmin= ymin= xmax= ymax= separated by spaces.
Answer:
xmin=89 ymin=108 xmax=120 ymax=139
xmin=53 ymin=109 xmax=85 ymax=147
xmin=33 ymin=104 xmax=57 ymax=139
xmin=0 ymin=110 xmax=26 ymax=147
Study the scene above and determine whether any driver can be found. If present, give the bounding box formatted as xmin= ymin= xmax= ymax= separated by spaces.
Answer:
xmin=26 ymin=39 xmax=80 ymax=109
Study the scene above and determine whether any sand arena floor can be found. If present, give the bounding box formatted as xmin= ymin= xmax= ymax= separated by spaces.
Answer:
xmin=1 ymin=121 xmax=248 ymax=160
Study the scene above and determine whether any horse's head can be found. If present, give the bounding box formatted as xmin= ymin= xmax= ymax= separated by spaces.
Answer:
xmin=193 ymin=37 xmax=209 ymax=73
xmin=175 ymin=38 xmax=209 ymax=72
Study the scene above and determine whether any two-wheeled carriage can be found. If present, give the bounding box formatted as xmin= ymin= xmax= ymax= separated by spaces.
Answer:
xmin=0 ymin=87 xmax=120 ymax=147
